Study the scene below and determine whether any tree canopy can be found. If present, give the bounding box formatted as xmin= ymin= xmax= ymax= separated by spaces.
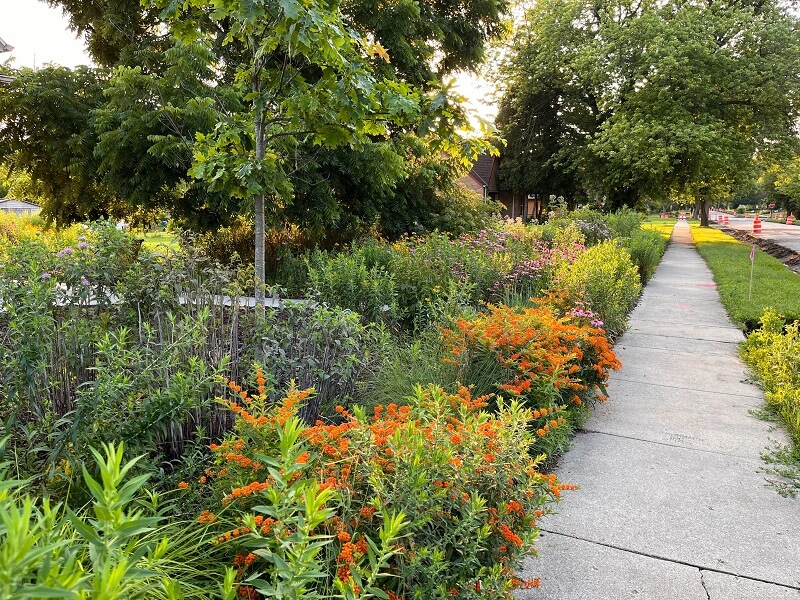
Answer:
xmin=1 ymin=0 xmax=507 ymax=237
xmin=497 ymin=0 xmax=800 ymax=223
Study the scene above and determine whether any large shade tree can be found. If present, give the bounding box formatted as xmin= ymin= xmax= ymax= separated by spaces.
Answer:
xmin=0 ymin=66 xmax=115 ymax=223
xmin=2 ymin=0 xmax=507 ymax=238
xmin=154 ymin=0 xmax=445 ymax=304
xmin=497 ymin=0 xmax=800 ymax=223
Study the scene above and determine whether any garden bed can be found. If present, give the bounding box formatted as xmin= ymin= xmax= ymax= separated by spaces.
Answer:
xmin=0 ymin=209 xmax=666 ymax=598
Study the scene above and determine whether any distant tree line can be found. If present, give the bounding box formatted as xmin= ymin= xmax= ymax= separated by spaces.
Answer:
xmin=496 ymin=0 xmax=800 ymax=225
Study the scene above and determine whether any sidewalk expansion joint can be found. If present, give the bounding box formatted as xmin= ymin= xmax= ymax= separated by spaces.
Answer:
xmin=577 ymin=428 xmax=761 ymax=460
xmin=624 ymin=333 xmax=739 ymax=345
xmin=615 ymin=342 xmax=736 ymax=358
xmin=632 ymin=318 xmax=741 ymax=331
xmin=539 ymin=529 xmax=800 ymax=592
xmin=611 ymin=376 xmax=764 ymax=400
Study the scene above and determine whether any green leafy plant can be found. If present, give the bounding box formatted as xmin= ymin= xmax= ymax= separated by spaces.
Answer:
xmin=741 ymin=309 xmax=800 ymax=444
xmin=607 ymin=208 xmax=645 ymax=240
xmin=623 ymin=228 xmax=668 ymax=284
xmin=0 ymin=441 xmax=215 ymax=599
xmin=555 ymin=241 xmax=642 ymax=340
xmin=306 ymin=249 xmax=400 ymax=326
xmin=194 ymin=381 xmax=563 ymax=599
xmin=246 ymin=302 xmax=389 ymax=423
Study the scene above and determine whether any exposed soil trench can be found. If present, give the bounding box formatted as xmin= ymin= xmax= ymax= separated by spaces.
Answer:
xmin=716 ymin=225 xmax=800 ymax=274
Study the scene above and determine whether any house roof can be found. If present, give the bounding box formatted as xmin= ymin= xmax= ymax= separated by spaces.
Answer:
xmin=469 ymin=153 xmax=497 ymax=187
xmin=0 ymin=198 xmax=41 ymax=210
xmin=0 ymin=74 xmax=14 ymax=86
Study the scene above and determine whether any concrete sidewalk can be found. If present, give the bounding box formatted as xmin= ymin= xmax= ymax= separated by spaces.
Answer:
xmin=517 ymin=221 xmax=800 ymax=599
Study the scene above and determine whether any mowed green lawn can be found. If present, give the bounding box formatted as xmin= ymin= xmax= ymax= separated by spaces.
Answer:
xmin=691 ymin=224 xmax=800 ymax=330
xmin=141 ymin=231 xmax=179 ymax=250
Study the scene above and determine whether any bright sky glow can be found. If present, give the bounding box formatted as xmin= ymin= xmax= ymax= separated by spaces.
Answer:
xmin=0 ymin=0 xmax=93 ymax=69
xmin=0 ymin=0 xmax=497 ymax=122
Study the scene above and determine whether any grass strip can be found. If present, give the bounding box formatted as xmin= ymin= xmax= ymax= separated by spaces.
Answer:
xmin=693 ymin=224 xmax=800 ymax=492
xmin=642 ymin=216 xmax=679 ymax=240
xmin=141 ymin=231 xmax=179 ymax=250
xmin=690 ymin=224 xmax=800 ymax=330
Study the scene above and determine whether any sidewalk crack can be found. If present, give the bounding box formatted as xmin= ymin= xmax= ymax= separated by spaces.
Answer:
xmin=700 ymin=570 xmax=711 ymax=600
xmin=539 ymin=529 xmax=800 ymax=592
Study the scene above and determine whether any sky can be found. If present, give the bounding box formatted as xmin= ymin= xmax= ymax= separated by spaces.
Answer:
xmin=0 ymin=0 xmax=94 ymax=69
xmin=0 ymin=0 xmax=496 ymax=121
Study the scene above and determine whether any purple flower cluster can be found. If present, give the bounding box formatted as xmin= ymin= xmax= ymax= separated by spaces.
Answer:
xmin=489 ymin=259 xmax=548 ymax=297
xmin=567 ymin=306 xmax=604 ymax=328
xmin=557 ymin=241 xmax=588 ymax=264
xmin=573 ymin=219 xmax=611 ymax=244
xmin=459 ymin=229 xmax=520 ymax=256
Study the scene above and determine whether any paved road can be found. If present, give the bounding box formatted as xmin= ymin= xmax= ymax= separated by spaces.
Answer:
xmin=709 ymin=211 xmax=800 ymax=253
xmin=516 ymin=221 xmax=799 ymax=599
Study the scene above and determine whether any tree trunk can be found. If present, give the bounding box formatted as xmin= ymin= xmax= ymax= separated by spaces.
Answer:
xmin=696 ymin=194 xmax=710 ymax=226
xmin=254 ymin=192 xmax=265 ymax=306
xmin=627 ymin=187 xmax=639 ymax=209
xmin=700 ymin=198 xmax=709 ymax=226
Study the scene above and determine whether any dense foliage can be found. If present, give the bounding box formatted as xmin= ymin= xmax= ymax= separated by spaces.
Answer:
xmin=497 ymin=0 xmax=800 ymax=222
xmin=742 ymin=310 xmax=800 ymax=446
xmin=0 ymin=210 xmax=661 ymax=597
xmin=2 ymin=0 xmax=508 ymax=248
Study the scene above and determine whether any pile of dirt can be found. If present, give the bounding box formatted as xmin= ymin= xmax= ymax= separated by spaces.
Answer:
xmin=717 ymin=225 xmax=800 ymax=274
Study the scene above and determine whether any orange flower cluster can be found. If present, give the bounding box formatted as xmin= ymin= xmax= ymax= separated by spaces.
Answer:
xmin=237 ymin=585 xmax=258 ymax=599
xmin=497 ymin=523 xmax=523 ymax=548
xmin=216 ymin=526 xmax=252 ymax=544
xmin=253 ymin=515 xmax=277 ymax=534
xmin=197 ymin=510 xmax=217 ymax=524
xmin=535 ymin=415 xmax=567 ymax=438
xmin=219 ymin=380 xmax=313 ymax=429
xmin=226 ymin=400 xmax=269 ymax=427
xmin=234 ymin=552 xmax=258 ymax=567
xmin=510 ymin=577 xmax=541 ymax=589
xmin=334 ymin=534 xmax=370 ymax=587
xmin=200 ymin=380 xmax=567 ymax=599
xmin=223 ymin=480 xmax=271 ymax=504
xmin=442 ymin=302 xmax=621 ymax=411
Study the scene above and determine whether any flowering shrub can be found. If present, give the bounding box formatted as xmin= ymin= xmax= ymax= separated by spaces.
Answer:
xmin=388 ymin=227 xmax=586 ymax=329
xmin=555 ymin=241 xmax=642 ymax=340
xmin=442 ymin=301 xmax=621 ymax=457
xmin=193 ymin=378 xmax=566 ymax=599
xmin=741 ymin=309 xmax=800 ymax=443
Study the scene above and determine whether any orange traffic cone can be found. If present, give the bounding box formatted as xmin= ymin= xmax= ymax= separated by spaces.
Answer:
xmin=788 ymin=214 xmax=794 ymax=225
xmin=753 ymin=214 xmax=762 ymax=234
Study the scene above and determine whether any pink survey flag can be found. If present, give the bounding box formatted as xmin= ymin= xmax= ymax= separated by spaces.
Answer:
xmin=750 ymin=247 xmax=755 ymax=261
